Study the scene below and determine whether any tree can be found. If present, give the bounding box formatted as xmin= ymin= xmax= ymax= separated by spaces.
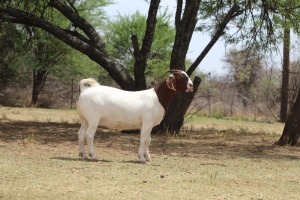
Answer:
xmin=1 ymin=0 xmax=136 ymax=89
xmin=0 ymin=0 xmax=112 ymax=106
xmin=103 ymin=10 xmax=175 ymax=81
xmin=27 ymin=29 xmax=70 ymax=106
xmin=157 ymin=2 xmax=244 ymax=133
xmin=289 ymin=60 xmax=300 ymax=105
xmin=276 ymin=85 xmax=300 ymax=145
xmin=197 ymin=72 xmax=221 ymax=117
xmin=0 ymin=22 xmax=22 ymax=86
xmin=280 ymin=17 xmax=290 ymax=122
xmin=274 ymin=2 xmax=300 ymax=145
xmin=259 ymin=65 xmax=281 ymax=120
xmin=223 ymin=47 xmax=262 ymax=108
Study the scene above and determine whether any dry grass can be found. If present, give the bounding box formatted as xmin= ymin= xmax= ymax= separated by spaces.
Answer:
xmin=0 ymin=106 xmax=79 ymax=123
xmin=0 ymin=107 xmax=300 ymax=199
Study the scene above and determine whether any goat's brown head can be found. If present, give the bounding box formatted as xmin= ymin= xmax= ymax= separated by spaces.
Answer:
xmin=154 ymin=70 xmax=194 ymax=111
xmin=166 ymin=69 xmax=193 ymax=93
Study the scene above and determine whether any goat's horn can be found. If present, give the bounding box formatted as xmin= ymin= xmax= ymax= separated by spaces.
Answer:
xmin=169 ymin=69 xmax=179 ymax=73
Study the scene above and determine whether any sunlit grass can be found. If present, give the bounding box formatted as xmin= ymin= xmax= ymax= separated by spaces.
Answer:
xmin=0 ymin=106 xmax=79 ymax=123
xmin=184 ymin=114 xmax=284 ymax=136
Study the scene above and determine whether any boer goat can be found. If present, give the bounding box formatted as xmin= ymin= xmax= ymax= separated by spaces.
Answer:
xmin=76 ymin=70 xmax=193 ymax=163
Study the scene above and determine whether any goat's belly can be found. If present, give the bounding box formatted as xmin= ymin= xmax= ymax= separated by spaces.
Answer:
xmin=100 ymin=117 xmax=142 ymax=130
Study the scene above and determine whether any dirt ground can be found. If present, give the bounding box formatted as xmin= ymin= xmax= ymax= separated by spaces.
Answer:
xmin=1 ymin=107 xmax=300 ymax=199
xmin=1 ymin=120 xmax=298 ymax=161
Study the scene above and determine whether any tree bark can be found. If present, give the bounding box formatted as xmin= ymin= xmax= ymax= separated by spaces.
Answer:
xmin=280 ymin=19 xmax=290 ymax=122
xmin=170 ymin=0 xmax=200 ymax=70
xmin=133 ymin=0 xmax=160 ymax=90
xmin=276 ymin=86 xmax=300 ymax=145
xmin=31 ymin=69 xmax=48 ymax=107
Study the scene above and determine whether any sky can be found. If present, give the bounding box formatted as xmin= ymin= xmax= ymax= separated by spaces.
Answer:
xmin=104 ymin=0 xmax=229 ymax=74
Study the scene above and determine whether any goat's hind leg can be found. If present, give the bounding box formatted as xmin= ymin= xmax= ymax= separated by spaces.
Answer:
xmin=86 ymin=123 xmax=98 ymax=160
xmin=78 ymin=120 xmax=88 ymax=159
xmin=144 ymin=136 xmax=152 ymax=162
xmin=138 ymin=137 xmax=152 ymax=163
xmin=138 ymin=125 xmax=152 ymax=163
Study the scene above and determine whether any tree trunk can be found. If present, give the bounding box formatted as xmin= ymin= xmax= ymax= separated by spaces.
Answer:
xmin=275 ymin=86 xmax=300 ymax=146
xmin=280 ymin=19 xmax=290 ymax=122
xmin=133 ymin=0 xmax=160 ymax=90
xmin=170 ymin=0 xmax=200 ymax=70
xmin=31 ymin=69 xmax=48 ymax=107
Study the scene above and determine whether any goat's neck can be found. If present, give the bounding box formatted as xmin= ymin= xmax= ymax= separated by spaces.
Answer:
xmin=154 ymin=81 xmax=176 ymax=111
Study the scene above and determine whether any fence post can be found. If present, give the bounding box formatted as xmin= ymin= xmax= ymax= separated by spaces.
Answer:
xmin=71 ymin=79 xmax=74 ymax=109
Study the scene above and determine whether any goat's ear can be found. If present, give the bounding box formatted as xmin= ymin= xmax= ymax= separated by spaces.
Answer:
xmin=166 ymin=74 xmax=176 ymax=91
xmin=84 ymin=83 xmax=91 ymax=87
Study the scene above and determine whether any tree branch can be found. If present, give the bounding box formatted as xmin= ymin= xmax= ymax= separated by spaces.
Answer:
xmin=171 ymin=0 xmax=200 ymax=71
xmin=140 ymin=0 xmax=160 ymax=56
xmin=187 ymin=4 xmax=243 ymax=76
xmin=133 ymin=0 xmax=160 ymax=90
xmin=131 ymin=34 xmax=141 ymax=61
xmin=48 ymin=0 xmax=105 ymax=50
xmin=175 ymin=0 xmax=183 ymax=28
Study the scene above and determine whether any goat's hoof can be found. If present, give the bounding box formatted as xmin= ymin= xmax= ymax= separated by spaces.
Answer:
xmin=89 ymin=153 xmax=97 ymax=160
xmin=138 ymin=155 xmax=146 ymax=164
xmin=79 ymin=152 xmax=87 ymax=160
xmin=145 ymin=154 xmax=151 ymax=162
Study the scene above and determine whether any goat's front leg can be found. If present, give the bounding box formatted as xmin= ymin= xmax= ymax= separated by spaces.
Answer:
xmin=86 ymin=124 xmax=98 ymax=160
xmin=138 ymin=125 xmax=152 ymax=163
xmin=78 ymin=121 xmax=88 ymax=159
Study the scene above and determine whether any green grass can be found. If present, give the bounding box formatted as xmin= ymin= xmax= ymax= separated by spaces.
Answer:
xmin=184 ymin=115 xmax=284 ymax=136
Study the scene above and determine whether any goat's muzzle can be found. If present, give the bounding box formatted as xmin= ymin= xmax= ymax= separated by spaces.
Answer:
xmin=186 ymin=83 xmax=193 ymax=92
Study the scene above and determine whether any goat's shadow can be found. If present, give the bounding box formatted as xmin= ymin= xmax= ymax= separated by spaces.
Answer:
xmin=121 ymin=160 xmax=147 ymax=165
xmin=50 ymin=157 xmax=113 ymax=163
xmin=51 ymin=157 xmax=161 ymax=166
xmin=121 ymin=160 xmax=161 ymax=166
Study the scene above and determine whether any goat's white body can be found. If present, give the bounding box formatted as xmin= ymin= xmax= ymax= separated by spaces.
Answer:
xmin=77 ymin=79 xmax=164 ymax=162
xmin=77 ymin=86 xmax=164 ymax=130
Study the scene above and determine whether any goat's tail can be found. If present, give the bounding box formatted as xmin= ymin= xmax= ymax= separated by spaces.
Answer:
xmin=78 ymin=78 xmax=100 ymax=95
